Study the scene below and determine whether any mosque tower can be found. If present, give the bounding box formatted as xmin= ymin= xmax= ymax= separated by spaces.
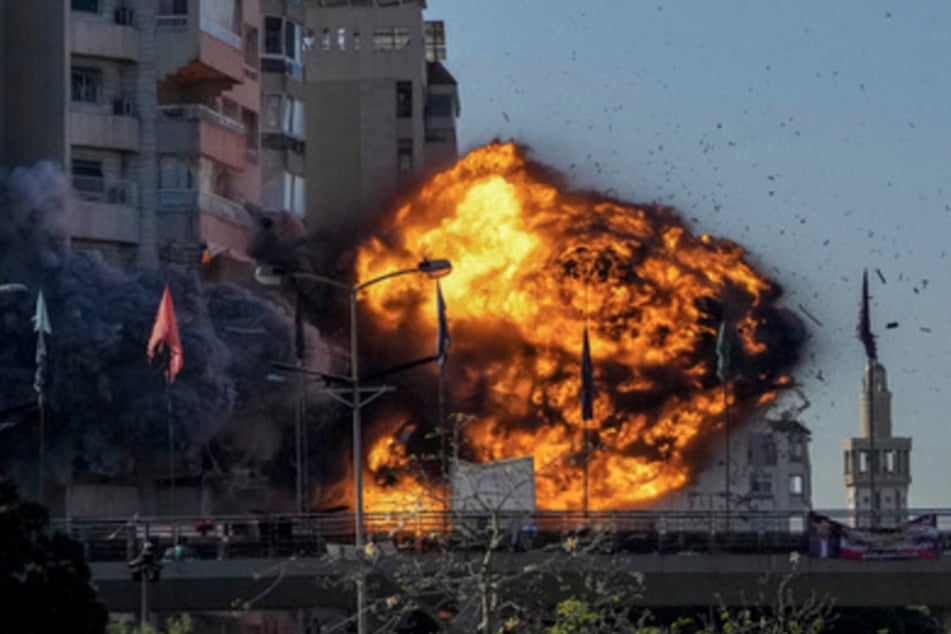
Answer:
xmin=843 ymin=272 xmax=912 ymax=528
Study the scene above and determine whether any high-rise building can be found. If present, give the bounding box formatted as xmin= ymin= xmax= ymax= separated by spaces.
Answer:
xmin=843 ymin=361 xmax=912 ymax=528
xmin=259 ymin=0 xmax=307 ymax=221
xmin=303 ymin=0 xmax=459 ymax=233
xmin=1 ymin=0 xmax=265 ymax=273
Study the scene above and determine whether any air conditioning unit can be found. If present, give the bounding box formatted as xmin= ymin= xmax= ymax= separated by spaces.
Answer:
xmin=113 ymin=98 xmax=133 ymax=116
xmin=114 ymin=6 xmax=134 ymax=26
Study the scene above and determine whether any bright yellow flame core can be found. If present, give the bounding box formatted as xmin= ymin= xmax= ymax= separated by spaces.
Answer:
xmin=353 ymin=142 xmax=782 ymax=512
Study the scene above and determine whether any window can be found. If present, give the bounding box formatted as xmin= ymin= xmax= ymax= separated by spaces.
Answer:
xmin=280 ymin=97 xmax=305 ymax=137
xmin=749 ymin=472 xmax=772 ymax=497
xmin=285 ymin=20 xmax=301 ymax=62
xmin=884 ymin=449 xmax=896 ymax=473
xmin=789 ymin=474 xmax=804 ymax=496
xmin=748 ymin=433 xmax=777 ymax=467
xmin=843 ymin=451 xmax=851 ymax=475
xmin=158 ymin=156 xmax=193 ymax=190
xmin=263 ymin=94 xmax=282 ymax=131
xmin=397 ymin=138 xmax=413 ymax=175
xmin=71 ymin=67 xmax=102 ymax=103
xmin=789 ymin=437 xmax=805 ymax=462
xmin=244 ymin=25 xmax=259 ymax=68
xmin=337 ymin=27 xmax=346 ymax=50
xmin=858 ymin=450 xmax=868 ymax=473
xmin=264 ymin=172 xmax=305 ymax=216
xmin=396 ymin=81 xmax=412 ymax=118
xmin=264 ymin=17 xmax=301 ymax=61
xmin=353 ymin=31 xmax=361 ymax=51
xmin=424 ymin=21 xmax=446 ymax=62
xmin=321 ymin=28 xmax=331 ymax=51
xmin=373 ymin=27 xmax=410 ymax=51
xmin=426 ymin=94 xmax=455 ymax=119
xmin=158 ymin=0 xmax=187 ymax=15
xmin=72 ymin=159 xmax=104 ymax=198
xmin=264 ymin=17 xmax=283 ymax=55
xmin=72 ymin=0 xmax=99 ymax=12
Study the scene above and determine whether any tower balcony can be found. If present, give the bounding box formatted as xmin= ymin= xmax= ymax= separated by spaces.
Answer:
xmin=70 ymin=6 xmax=139 ymax=62
xmin=156 ymin=5 xmax=244 ymax=94
xmin=69 ymin=107 xmax=141 ymax=153
xmin=70 ymin=177 xmax=140 ymax=245
xmin=157 ymin=104 xmax=247 ymax=171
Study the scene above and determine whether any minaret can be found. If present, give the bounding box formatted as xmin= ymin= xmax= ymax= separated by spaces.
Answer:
xmin=843 ymin=276 xmax=912 ymax=528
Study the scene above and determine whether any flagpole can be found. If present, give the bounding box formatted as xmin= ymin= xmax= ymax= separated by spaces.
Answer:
xmin=166 ymin=376 xmax=174 ymax=515
xmin=723 ymin=379 xmax=730 ymax=534
xmin=38 ymin=398 xmax=45 ymax=505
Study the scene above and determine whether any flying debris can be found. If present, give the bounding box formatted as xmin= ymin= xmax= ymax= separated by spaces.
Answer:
xmin=875 ymin=268 xmax=887 ymax=284
xmin=797 ymin=304 xmax=823 ymax=327
xmin=886 ymin=322 xmax=898 ymax=329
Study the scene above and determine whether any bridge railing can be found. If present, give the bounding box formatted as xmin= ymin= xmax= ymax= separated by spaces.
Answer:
xmin=50 ymin=509 xmax=951 ymax=562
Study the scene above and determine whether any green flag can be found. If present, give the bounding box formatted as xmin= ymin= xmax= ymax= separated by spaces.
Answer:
xmin=716 ymin=321 xmax=731 ymax=383
xmin=32 ymin=290 xmax=52 ymax=400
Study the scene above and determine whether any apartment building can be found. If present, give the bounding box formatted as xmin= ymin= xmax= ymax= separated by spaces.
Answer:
xmin=259 ymin=0 xmax=307 ymax=220
xmin=1 ymin=0 xmax=266 ymax=273
xmin=304 ymin=0 xmax=459 ymax=233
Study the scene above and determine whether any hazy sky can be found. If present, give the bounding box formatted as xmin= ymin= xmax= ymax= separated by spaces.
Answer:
xmin=426 ymin=0 xmax=951 ymax=509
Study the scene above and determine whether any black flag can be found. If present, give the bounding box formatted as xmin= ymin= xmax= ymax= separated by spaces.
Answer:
xmin=857 ymin=269 xmax=877 ymax=360
xmin=581 ymin=327 xmax=594 ymax=421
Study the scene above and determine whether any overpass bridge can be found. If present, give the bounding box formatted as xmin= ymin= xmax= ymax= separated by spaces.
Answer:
xmin=53 ymin=509 xmax=951 ymax=613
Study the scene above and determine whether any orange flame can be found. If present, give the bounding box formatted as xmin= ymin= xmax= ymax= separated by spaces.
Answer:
xmin=345 ymin=142 xmax=799 ymax=513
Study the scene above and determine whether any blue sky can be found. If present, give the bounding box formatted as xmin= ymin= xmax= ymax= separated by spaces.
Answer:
xmin=426 ymin=0 xmax=951 ymax=509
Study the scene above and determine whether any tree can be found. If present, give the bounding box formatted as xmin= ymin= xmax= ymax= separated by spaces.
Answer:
xmin=0 ymin=474 xmax=108 ymax=634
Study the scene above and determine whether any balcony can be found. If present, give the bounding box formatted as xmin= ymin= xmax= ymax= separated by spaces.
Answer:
xmin=70 ymin=178 xmax=140 ymax=244
xmin=158 ymin=188 xmax=252 ymax=228
xmin=156 ymin=9 xmax=244 ymax=89
xmin=157 ymin=104 xmax=247 ymax=170
xmin=70 ymin=8 xmax=139 ymax=61
xmin=69 ymin=108 xmax=140 ymax=152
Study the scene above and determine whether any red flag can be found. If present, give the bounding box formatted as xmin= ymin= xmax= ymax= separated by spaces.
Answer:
xmin=581 ymin=327 xmax=594 ymax=421
xmin=147 ymin=285 xmax=183 ymax=382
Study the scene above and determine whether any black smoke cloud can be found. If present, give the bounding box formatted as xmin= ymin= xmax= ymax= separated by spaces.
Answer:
xmin=0 ymin=163 xmax=324 ymax=492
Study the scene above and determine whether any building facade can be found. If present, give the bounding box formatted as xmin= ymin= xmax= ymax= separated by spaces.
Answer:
xmin=1 ymin=0 xmax=267 ymax=272
xmin=843 ymin=361 xmax=912 ymax=528
xmin=658 ymin=413 xmax=813 ymax=529
xmin=303 ymin=0 xmax=458 ymax=233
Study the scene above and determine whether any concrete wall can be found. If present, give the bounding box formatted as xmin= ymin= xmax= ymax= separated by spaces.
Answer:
xmin=4 ymin=0 xmax=69 ymax=167
xmin=304 ymin=2 xmax=428 ymax=232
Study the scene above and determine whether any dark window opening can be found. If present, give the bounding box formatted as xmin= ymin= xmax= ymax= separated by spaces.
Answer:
xmin=264 ymin=17 xmax=283 ymax=55
xmin=72 ymin=0 xmax=99 ymax=12
xmin=397 ymin=139 xmax=413 ymax=175
xmin=396 ymin=81 xmax=412 ymax=118
xmin=71 ymin=67 xmax=102 ymax=103
xmin=158 ymin=0 xmax=187 ymax=15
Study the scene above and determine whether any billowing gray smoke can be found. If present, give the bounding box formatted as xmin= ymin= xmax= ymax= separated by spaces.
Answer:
xmin=0 ymin=163 xmax=327 ymax=498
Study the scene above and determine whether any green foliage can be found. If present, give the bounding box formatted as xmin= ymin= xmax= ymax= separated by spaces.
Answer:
xmin=107 ymin=614 xmax=193 ymax=634
xmin=547 ymin=598 xmax=599 ymax=634
xmin=0 ymin=474 xmax=108 ymax=634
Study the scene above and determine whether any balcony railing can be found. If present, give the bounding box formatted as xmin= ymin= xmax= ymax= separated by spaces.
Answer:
xmin=157 ymin=188 xmax=249 ymax=226
xmin=73 ymin=176 xmax=137 ymax=205
xmin=156 ymin=14 xmax=187 ymax=28
xmin=159 ymin=104 xmax=246 ymax=134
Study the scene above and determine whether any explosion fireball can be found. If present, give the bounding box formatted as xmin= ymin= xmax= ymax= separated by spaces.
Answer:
xmin=342 ymin=142 xmax=803 ymax=513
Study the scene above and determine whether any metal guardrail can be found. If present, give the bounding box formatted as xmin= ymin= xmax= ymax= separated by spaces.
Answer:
xmin=159 ymin=104 xmax=246 ymax=134
xmin=51 ymin=509 xmax=951 ymax=563
xmin=73 ymin=176 xmax=137 ymax=204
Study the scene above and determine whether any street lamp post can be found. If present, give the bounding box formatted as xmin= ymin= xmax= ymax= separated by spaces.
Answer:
xmin=256 ymin=258 xmax=452 ymax=634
